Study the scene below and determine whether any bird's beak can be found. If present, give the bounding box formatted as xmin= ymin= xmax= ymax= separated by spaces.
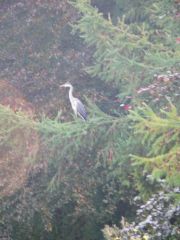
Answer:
xmin=60 ymin=84 xmax=65 ymax=88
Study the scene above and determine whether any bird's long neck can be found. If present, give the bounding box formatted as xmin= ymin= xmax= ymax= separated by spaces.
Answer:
xmin=68 ymin=85 xmax=74 ymax=103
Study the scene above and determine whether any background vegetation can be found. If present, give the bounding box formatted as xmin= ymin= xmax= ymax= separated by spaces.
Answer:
xmin=0 ymin=0 xmax=179 ymax=239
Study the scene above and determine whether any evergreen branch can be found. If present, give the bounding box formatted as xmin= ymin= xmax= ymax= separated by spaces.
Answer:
xmin=71 ymin=0 xmax=179 ymax=91
xmin=129 ymin=102 xmax=180 ymax=186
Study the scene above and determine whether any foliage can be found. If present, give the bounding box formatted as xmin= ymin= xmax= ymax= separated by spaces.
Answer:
xmin=0 ymin=0 xmax=85 ymax=117
xmin=0 ymin=105 xmax=38 ymax=196
xmin=0 ymin=103 xmax=136 ymax=239
xmin=103 ymin=188 xmax=180 ymax=240
xmin=0 ymin=0 xmax=180 ymax=239
xmin=71 ymin=0 xmax=179 ymax=94
xmin=129 ymin=102 xmax=180 ymax=187
xmin=136 ymin=71 xmax=180 ymax=112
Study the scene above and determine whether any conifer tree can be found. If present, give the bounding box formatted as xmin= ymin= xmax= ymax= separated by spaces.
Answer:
xmin=71 ymin=0 xmax=179 ymax=95
xmin=130 ymin=102 xmax=180 ymax=187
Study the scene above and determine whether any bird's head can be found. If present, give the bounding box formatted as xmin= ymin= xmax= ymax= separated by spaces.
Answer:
xmin=60 ymin=82 xmax=72 ymax=88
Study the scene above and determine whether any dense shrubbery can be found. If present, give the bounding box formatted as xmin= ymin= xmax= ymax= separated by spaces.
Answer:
xmin=103 ymin=187 xmax=180 ymax=240
xmin=0 ymin=104 xmax=136 ymax=239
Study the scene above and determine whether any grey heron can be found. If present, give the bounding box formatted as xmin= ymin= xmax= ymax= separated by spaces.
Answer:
xmin=60 ymin=82 xmax=87 ymax=120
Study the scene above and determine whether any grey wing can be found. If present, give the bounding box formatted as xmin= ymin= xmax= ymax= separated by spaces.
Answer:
xmin=76 ymin=99 xmax=88 ymax=120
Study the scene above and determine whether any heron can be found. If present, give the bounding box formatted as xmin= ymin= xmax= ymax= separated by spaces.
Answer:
xmin=60 ymin=82 xmax=87 ymax=120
